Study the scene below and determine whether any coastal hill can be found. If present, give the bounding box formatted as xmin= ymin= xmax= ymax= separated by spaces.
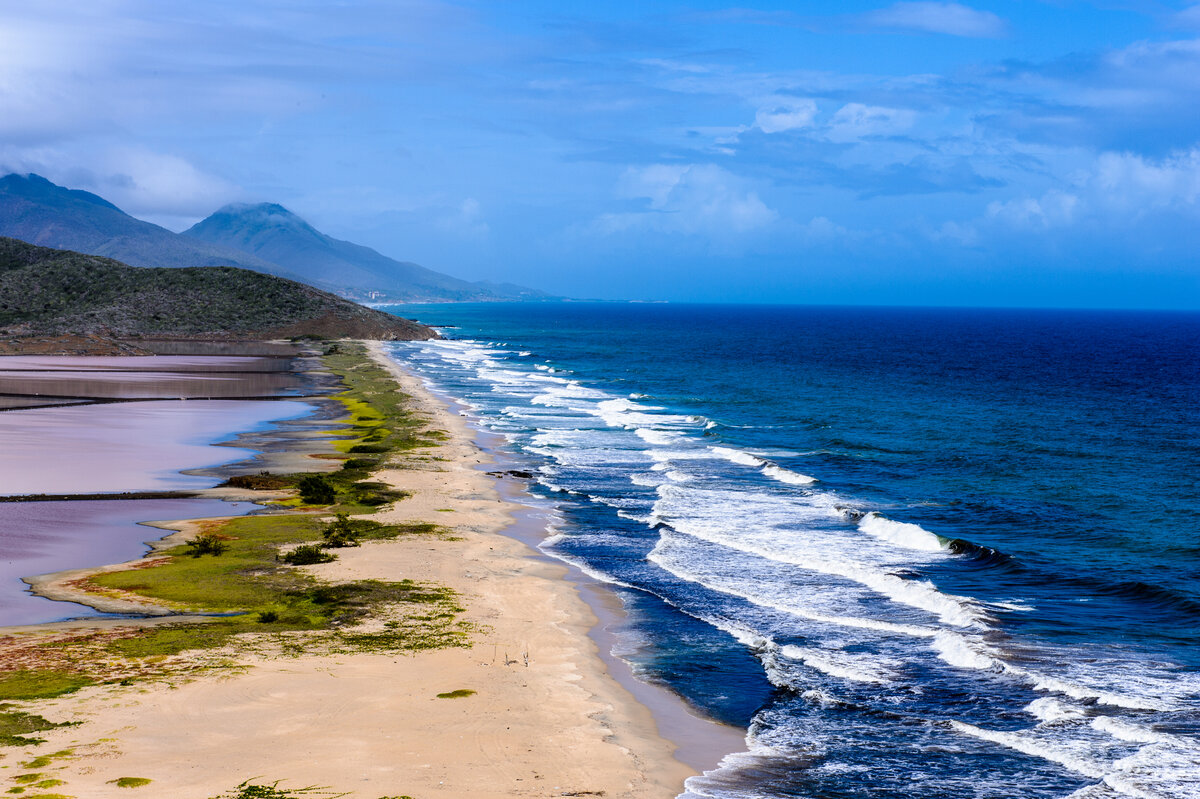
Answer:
xmin=0 ymin=173 xmax=546 ymax=303
xmin=184 ymin=203 xmax=548 ymax=303
xmin=0 ymin=237 xmax=437 ymax=348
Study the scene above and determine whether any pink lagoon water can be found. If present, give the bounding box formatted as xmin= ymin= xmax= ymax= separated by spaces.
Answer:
xmin=0 ymin=399 xmax=315 ymax=496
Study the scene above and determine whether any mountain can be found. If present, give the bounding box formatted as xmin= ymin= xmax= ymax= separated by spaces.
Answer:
xmin=0 ymin=237 xmax=437 ymax=343
xmin=0 ymin=173 xmax=285 ymax=275
xmin=183 ymin=203 xmax=547 ymax=303
xmin=0 ymin=174 xmax=548 ymax=303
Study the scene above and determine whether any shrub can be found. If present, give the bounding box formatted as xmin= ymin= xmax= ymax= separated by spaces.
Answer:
xmin=281 ymin=545 xmax=337 ymax=565
xmin=185 ymin=532 xmax=228 ymax=557
xmin=348 ymin=443 xmax=388 ymax=454
xmin=222 ymin=473 xmax=288 ymax=490
xmin=321 ymin=514 xmax=360 ymax=548
xmin=297 ymin=475 xmax=336 ymax=505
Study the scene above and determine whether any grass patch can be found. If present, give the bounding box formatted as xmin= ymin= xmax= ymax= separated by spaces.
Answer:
xmin=0 ymin=672 xmax=92 ymax=702
xmin=435 ymin=689 xmax=476 ymax=699
xmin=0 ymin=707 xmax=72 ymax=747
xmin=109 ymin=777 xmax=152 ymax=788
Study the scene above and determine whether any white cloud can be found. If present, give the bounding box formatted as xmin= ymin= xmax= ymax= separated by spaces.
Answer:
xmin=863 ymin=2 xmax=1007 ymax=38
xmin=85 ymin=148 xmax=240 ymax=218
xmin=1173 ymin=4 xmax=1200 ymax=29
xmin=755 ymin=99 xmax=818 ymax=133
xmin=1089 ymin=149 xmax=1200 ymax=211
xmin=827 ymin=103 xmax=916 ymax=141
xmin=595 ymin=164 xmax=777 ymax=237
xmin=965 ymin=148 xmax=1200 ymax=237
xmin=436 ymin=197 xmax=490 ymax=237
xmin=986 ymin=190 xmax=1078 ymax=229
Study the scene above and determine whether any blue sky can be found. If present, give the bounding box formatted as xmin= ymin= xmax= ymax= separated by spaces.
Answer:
xmin=1 ymin=1 xmax=1198 ymax=307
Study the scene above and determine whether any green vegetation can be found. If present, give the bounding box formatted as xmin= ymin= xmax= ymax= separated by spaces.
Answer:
xmin=208 ymin=781 xmax=414 ymax=799
xmin=435 ymin=689 xmax=476 ymax=699
xmin=321 ymin=515 xmax=359 ymax=548
xmin=0 ymin=341 xmax=473 ymax=762
xmin=184 ymin=531 xmax=229 ymax=557
xmin=108 ymin=777 xmax=152 ymax=788
xmin=297 ymin=476 xmax=336 ymax=506
xmin=0 ymin=672 xmax=92 ymax=702
xmin=0 ymin=707 xmax=70 ymax=747
xmin=280 ymin=545 xmax=336 ymax=566
xmin=210 ymin=780 xmax=347 ymax=798
xmin=0 ymin=237 xmax=434 ymax=341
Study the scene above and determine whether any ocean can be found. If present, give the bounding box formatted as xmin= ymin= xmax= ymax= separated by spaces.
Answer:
xmin=382 ymin=303 xmax=1200 ymax=799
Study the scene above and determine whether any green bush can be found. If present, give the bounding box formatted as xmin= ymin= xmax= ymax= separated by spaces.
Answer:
xmin=281 ymin=545 xmax=337 ymax=565
xmin=321 ymin=515 xmax=360 ymax=548
xmin=185 ymin=532 xmax=228 ymax=558
xmin=297 ymin=475 xmax=336 ymax=505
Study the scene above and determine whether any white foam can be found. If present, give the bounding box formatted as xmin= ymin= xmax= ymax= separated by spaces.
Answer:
xmin=635 ymin=428 xmax=680 ymax=446
xmin=932 ymin=631 xmax=1003 ymax=671
xmin=1091 ymin=717 xmax=1170 ymax=745
xmin=780 ymin=645 xmax=893 ymax=684
xmin=593 ymin=398 xmax=691 ymax=429
xmin=762 ymin=464 xmax=818 ymax=485
xmin=949 ymin=721 xmax=1109 ymax=781
xmin=1024 ymin=673 xmax=1168 ymax=712
xmin=653 ymin=485 xmax=985 ymax=628
xmin=646 ymin=535 xmax=941 ymax=640
xmin=859 ymin=512 xmax=946 ymax=553
xmin=1025 ymin=697 xmax=1088 ymax=723
xmin=710 ymin=446 xmax=765 ymax=467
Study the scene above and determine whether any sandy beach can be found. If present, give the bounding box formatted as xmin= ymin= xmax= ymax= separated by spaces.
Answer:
xmin=1 ymin=342 xmax=739 ymax=798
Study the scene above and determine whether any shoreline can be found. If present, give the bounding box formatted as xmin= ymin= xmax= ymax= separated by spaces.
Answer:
xmin=2 ymin=341 xmax=730 ymax=797
xmin=368 ymin=341 xmax=747 ymax=778
xmin=396 ymin=347 xmax=746 ymax=775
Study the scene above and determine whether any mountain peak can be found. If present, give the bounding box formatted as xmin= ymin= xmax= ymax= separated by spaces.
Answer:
xmin=202 ymin=202 xmax=320 ymax=237
xmin=0 ymin=172 xmax=122 ymax=212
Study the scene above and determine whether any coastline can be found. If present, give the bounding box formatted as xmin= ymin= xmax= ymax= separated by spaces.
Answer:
xmin=3 ymin=341 xmax=731 ymax=797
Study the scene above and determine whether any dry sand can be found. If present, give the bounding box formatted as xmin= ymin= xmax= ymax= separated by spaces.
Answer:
xmin=6 ymin=342 xmax=739 ymax=798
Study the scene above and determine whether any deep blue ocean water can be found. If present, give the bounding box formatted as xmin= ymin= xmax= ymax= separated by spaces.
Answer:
xmin=383 ymin=303 xmax=1200 ymax=799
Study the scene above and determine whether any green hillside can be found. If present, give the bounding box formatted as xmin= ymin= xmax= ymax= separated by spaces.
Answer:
xmin=0 ymin=237 xmax=436 ymax=342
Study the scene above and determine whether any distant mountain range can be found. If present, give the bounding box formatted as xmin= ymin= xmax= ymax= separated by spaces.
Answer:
xmin=0 ymin=237 xmax=437 ymax=343
xmin=0 ymin=173 xmax=547 ymax=303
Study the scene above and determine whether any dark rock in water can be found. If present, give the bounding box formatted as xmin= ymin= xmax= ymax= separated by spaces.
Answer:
xmin=837 ymin=505 xmax=866 ymax=522
xmin=0 ymin=237 xmax=438 ymax=347
xmin=488 ymin=469 xmax=535 ymax=480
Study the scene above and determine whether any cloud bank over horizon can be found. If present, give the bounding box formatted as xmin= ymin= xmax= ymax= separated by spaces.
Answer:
xmin=1 ymin=0 xmax=1197 ymax=308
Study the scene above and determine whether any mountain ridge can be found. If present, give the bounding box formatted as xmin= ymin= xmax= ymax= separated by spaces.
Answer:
xmin=0 ymin=174 xmax=547 ymax=303
xmin=184 ymin=202 xmax=548 ymax=303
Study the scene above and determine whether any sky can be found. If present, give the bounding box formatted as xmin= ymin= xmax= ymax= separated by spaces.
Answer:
xmin=1 ymin=1 xmax=1198 ymax=308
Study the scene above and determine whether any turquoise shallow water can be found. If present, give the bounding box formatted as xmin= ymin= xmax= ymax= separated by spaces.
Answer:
xmin=384 ymin=303 xmax=1200 ymax=799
